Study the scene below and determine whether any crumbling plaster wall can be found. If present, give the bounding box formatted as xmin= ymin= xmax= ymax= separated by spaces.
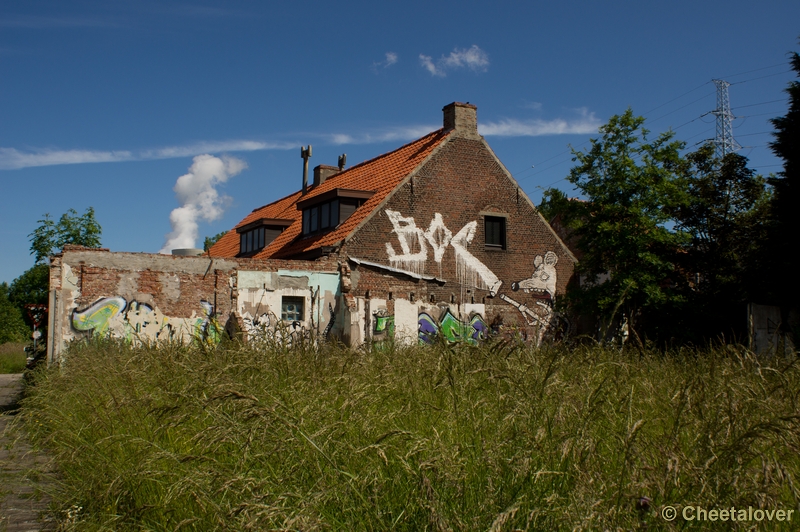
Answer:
xmin=47 ymin=248 xmax=342 ymax=364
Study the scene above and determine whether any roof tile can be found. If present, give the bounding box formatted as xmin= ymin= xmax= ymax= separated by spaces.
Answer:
xmin=209 ymin=128 xmax=449 ymax=259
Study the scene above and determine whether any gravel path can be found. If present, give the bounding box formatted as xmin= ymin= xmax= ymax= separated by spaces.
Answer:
xmin=0 ymin=374 xmax=56 ymax=531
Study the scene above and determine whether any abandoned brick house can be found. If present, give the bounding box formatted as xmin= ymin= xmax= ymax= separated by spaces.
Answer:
xmin=47 ymin=102 xmax=576 ymax=363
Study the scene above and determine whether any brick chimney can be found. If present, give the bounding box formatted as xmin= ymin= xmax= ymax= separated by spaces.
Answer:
xmin=313 ymin=164 xmax=340 ymax=187
xmin=443 ymin=102 xmax=479 ymax=139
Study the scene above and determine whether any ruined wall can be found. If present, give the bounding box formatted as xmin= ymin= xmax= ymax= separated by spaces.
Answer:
xmin=48 ymin=248 xmax=341 ymax=363
xmin=343 ymin=135 xmax=576 ymax=342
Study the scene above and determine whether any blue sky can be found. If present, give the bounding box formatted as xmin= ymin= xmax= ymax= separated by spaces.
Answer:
xmin=1 ymin=1 xmax=798 ymax=283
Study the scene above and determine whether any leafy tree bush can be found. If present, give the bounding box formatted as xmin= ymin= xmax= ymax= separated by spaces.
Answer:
xmin=766 ymin=43 xmax=800 ymax=316
xmin=565 ymin=109 xmax=690 ymax=342
xmin=0 ymin=282 xmax=29 ymax=343
xmin=29 ymin=207 xmax=102 ymax=264
xmin=676 ymin=145 xmax=771 ymax=340
xmin=203 ymin=230 xmax=229 ymax=252
xmin=9 ymin=207 xmax=102 ymax=328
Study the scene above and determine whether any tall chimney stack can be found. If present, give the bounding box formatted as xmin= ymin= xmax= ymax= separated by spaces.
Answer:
xmin=443 ymin=102 xmax=479 ymax=139
xmin=300 ymin=145 xmax=312 ymax=194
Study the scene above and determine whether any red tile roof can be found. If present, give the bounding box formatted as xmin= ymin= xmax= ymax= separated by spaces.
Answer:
xmin=209 ymin=128 xmax=450 ymax=259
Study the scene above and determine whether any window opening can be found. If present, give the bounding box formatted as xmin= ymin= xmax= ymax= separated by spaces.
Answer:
xmin=281 ymin=296 xmax=304 ymax=322
xmin=484 ymin=216 xmax=507 ymax=249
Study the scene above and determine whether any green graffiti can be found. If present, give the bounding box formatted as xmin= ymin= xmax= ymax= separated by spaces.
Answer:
xmin=418 ymin=309 xmax=488 ymax=345
xmin=194 ymin=300 xmax=222 ymax=345
xmin=372 ymin=309 xmax=395 ymax=349
xmin=374 ymin=314 xmax=395 ymax=337
xmin=72 ymin=297 xmax=127 ymax=336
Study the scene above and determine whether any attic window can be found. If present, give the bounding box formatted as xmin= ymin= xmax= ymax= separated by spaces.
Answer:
xmin=298 ymin=189 xmax=375 ymax=237
xmin=237 ymin=218 xmax=293 ymax=256
xmin=484 ymin=216 xmax=507 ymax=249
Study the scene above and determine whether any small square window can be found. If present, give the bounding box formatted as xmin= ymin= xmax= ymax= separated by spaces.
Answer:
xmin=485 ymin=216 xmax=506 ymax=249
xmin=281 ymin=296 xmax=304 ymax=322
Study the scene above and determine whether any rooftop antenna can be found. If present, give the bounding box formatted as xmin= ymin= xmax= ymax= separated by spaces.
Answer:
xmin=301 ymin=145 xmax=312 ymax=194
xmin=711 ymin=79 xmax=740 ymax=161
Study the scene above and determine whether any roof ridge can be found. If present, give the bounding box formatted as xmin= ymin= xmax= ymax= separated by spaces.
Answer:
xmin=319 ymin=128 xmax=447 ymax=187
xmin=243 ymin=128 xmax=446 ymax=216
xmin=245 ymin=189 xmax=303 ymax=216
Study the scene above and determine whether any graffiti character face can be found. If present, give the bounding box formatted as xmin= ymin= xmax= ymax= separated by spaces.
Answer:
xmin=511 ymin=251 xmax=558 ymax=300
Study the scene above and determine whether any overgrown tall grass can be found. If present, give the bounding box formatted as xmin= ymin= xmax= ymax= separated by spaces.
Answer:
xmin=0 ymin=342 xmax=27 ymax=373
xmin=19 ymin=338 xmax=800 ymax=530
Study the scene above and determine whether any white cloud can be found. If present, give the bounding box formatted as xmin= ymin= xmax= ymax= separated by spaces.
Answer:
xmin=373 ymin=52 xmax=399 ymax=71
xmin=419 ymin=54 xmax=443 ymax=77
xmin=480 ymin=109 xmax=602 ymax=136
xmin=0 ymin=147 xmax=134 ymax=170
xmin=0 ymin=140 xmax=294 ymax=170
xmin=142 ymin=140 xmax=295 ymax=159
xmin=441 ymin=45 xmax=489 ymax=72
xmin=420 ymin=45 xmax=489 ymax=77
xmin=327 ymin=125 xmax=439 ymax=145
xmin=159 ymin=155 xmax=247 ymax=253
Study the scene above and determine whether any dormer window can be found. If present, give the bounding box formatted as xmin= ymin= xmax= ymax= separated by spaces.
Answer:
xmin=237 ymin=218 xmax=293 ymax=256
xmin=297 ymin=189 xmax=375 ymax=237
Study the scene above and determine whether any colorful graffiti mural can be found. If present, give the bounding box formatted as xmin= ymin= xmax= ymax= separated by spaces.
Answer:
xmin=418 ymin=308 xmax=488 ymax=345
xmin=72 ymin=296 xmax=127 ymax=335
xmin=383 ymin=212 xmax=566 ymax=343
xmin=71 ymin=296 xmax=219 ymax=344
xmin=372 ymin=308 xmax=395 ymax=341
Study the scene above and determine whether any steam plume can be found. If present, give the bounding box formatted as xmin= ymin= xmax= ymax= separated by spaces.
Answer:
xmin=159 ymin=154 xmax=246 ymax=253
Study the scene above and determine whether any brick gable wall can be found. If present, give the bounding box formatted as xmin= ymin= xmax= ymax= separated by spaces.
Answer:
xmin=343 ymin=135 xmax=576 ymax=338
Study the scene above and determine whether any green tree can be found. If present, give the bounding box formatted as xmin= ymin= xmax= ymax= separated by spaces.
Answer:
xmin=566 ymin=109 xmax=690 ymax=342
xmin=676 ymin=145 xmax=771 ymax=339
xmin=537 ymin=187 xmax=574 ymax=223
xmin=0 ymin=282 xmax=29 ymax=344
xmin=30 ymin=207 xmax=102 ymax=264
xmin=9 ymin=264 xmax=50 ymax=308
xmin=10 ymin=208 xmax=102 ymax=328
xmin=203 ymin=231 xmax=229 ymax=252
xmin=766 ymin=43 xmax=800 ymax=312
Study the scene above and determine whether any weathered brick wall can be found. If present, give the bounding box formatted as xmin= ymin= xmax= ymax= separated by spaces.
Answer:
xmin=343 ymin=134 xmax=576 ymax=340
xmin=48 ymin=247 xmax=342 ymax=363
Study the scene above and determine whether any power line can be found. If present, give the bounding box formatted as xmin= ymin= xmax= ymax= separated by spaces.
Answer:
xmin=720 ymin=62 xmax=789 ymax=79
xmin=731 ymin=69 xmax=793 ymax=85
xmin=731 ymin=98 xmax=786 ymax=110
xmin=513 ymin=66 xmax=791 ymax=187
xmin=641 ymin=81 xmax=711 ymax=116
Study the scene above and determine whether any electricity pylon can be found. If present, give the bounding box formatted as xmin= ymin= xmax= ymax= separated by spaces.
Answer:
xmin=711 ymin=79 xmax=741 ymax=160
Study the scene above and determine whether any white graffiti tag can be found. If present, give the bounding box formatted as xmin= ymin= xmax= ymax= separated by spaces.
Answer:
xmin=385 ymin=210 xmax=428 ymax=274
xmin=385 ymin=209 xmax=502 ymax=296
xmin=451 ymin=222 xmax=502 ymax=296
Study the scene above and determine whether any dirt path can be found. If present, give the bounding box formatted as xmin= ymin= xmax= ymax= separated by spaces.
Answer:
xmin=0 ymin=374 xmax=56 ymax=531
